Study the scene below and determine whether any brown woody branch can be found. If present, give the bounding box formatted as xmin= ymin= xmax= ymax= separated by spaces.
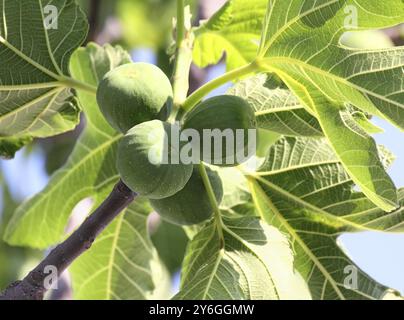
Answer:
xmin=0 ymin=180 xmax=136 ymax=300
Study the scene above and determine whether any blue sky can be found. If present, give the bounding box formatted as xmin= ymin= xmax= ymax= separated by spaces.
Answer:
xmin=340 ymin=118 xmax=404 ymax=295
xmin=1 ymin=48 xmax=403 ymax=296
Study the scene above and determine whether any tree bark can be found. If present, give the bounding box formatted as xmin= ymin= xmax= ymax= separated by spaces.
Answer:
xmin=0 ymin=180 xmax=136 ymax=300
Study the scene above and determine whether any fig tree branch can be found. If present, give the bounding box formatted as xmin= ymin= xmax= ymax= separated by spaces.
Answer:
xmin=170 ymin=1 xmax=194 ymax=118
xmin=0 ymin=180 xmax=136 ymax=300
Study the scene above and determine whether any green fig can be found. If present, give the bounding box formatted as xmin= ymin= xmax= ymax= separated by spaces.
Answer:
xmin=150 ymin=167 xmax=223 ymax=226
xmin=183 ymin=95 xmax=257 ymax=167
xmin=97 ymin=62 xmax=173 ymax=133
xmin=117 ymin=120 xmax=193 ymax=199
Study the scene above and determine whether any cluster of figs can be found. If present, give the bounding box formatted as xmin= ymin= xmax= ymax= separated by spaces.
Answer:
xmin=97 ymin=63 xmax=256 ymax=226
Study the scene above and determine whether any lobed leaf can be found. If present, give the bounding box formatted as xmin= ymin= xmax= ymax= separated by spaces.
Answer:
xmin=0 ymin=0 xmax=89 ymax=157
xmin=258 ymin=0 xmax=404 ymax=210
xmin=175 ymin=216 xmax=311 ymax=300
xmin=248 ymin=136 xmax=404 ymax=299
xmin=198 ymin=0 xmax=404 ymax=210
xmin=227 ymin=74 xmax=385 ymax=137
xmin=227 ymin=74 xmax=323 ymax=137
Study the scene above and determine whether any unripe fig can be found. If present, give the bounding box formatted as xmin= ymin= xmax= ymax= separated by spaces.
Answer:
xmin=183 ymin=95 xmax=257 ymax=167
xmin=97 ymin=63 xmax=173 ymax=133
xmin=150 ymin=167 xmax=223 ymax=226
xmin=117 ymin=120 xmax=193 ymax=199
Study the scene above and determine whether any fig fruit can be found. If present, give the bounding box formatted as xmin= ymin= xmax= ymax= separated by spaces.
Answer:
xmin=117 ymin=120 xmax=193 ymax=199
xmin=150 ymin=167 xmax=223 ymax=226
xmin=182 ymin=95 xmax=257 ymax=167
xmin=97 ymin=63 xmax=173 ymax=133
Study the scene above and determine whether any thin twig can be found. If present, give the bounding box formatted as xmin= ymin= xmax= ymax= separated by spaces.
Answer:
xmin=86 ymin=0 xmax=101 ymax=43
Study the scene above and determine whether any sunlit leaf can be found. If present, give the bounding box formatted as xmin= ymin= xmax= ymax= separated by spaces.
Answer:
xmin=0 ymin=0 xmax=89 ymax=156
xmin=175 ymin=216 xmax=311 ymax=300
xmin=257 ymin=1 xmax=404 ymax=211
xmin=70 ymin=199 xmax=170 ymax=300
xmin=248 ymin=136 xmax=404 ymax=299
xmin=198 ymin=0 xmax=404 ymax=211
xmin=227 ymin=74 xmax=322 ymax=137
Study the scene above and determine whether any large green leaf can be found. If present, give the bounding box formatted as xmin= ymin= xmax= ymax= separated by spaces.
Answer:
xmin=258 ymin=1 xmax=404 ymax=211
xmin=175 ymin=216 xmax=311 ymax=300
xmin=0 ymin=0 xmax=90 ymax=157
xmin=197 ymin=0 xmax=404 ymax=211
xmin=248 ymin=136 xmax=404 ymax=299
xmin=4 ymin=43 xmax=130 ymax=248
xmin=227 ymin=74 xmax=323 ymax=137
xmin=227 ymin=74 xmax=383 ymax=137
xmin=70 ymin=198 xmax=170 ymax=300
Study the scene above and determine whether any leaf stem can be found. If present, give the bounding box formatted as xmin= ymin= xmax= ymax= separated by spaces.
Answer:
xmin=198 ymin=164 xmax=224 ymax=245
xmin=182 ymin=61 xmax=260 ymax=112
xmin=257 ymin=2 xmax=272 ymax=57
xmin=60 ymin=76 xmax=98 ymax=95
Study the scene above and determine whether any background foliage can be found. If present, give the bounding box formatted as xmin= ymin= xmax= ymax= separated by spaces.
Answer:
xmin=1 ymin=0 xmax=404 ymax=300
